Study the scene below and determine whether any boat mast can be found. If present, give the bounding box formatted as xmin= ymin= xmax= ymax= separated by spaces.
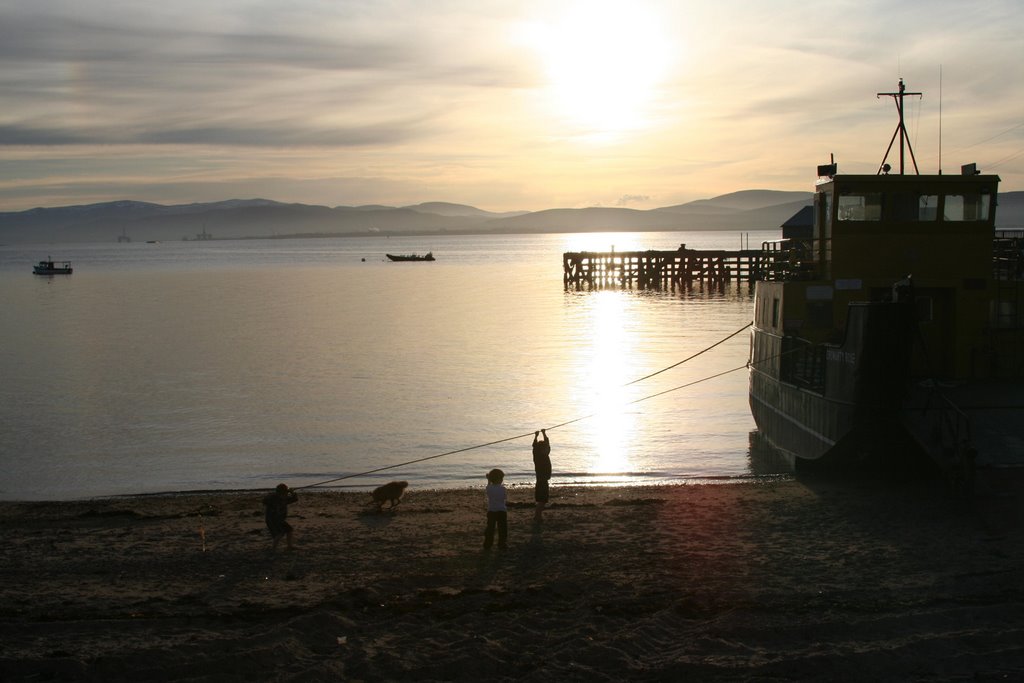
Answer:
xmin=877 ymin=78 xmax=922 ymax=175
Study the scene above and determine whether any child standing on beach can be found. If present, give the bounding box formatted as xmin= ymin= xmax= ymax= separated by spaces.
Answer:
xmin=532 ymin=429 xmax=552 ymax=522
xmin=263 ymin=483 xmax=298 ymax=551
xmin=484 ymin=468 xmax=508 ymax=550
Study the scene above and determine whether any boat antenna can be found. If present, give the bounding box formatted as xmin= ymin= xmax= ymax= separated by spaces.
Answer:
xmin=938 ymin=65 xmax=943 ymax=174
xmin=877 ymin=78 xmax=922 ymax=175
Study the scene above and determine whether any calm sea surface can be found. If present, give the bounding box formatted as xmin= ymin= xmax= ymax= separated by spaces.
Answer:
xmin=0 ymin=230 xmax=788 ymax=500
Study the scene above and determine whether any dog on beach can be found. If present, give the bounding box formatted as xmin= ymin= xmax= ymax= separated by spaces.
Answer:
xmin=372 ymin=481 xmax=409 ymax=512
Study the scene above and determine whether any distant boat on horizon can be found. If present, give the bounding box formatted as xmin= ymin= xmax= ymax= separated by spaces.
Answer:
xmin=386 ymin=252 xmax=435 ymax=262
xmin=33 ymin=258 xmax=73 ymax=275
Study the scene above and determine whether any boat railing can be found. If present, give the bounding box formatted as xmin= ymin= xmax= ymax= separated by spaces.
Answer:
xmin=780 ymin=336 xmax=826 ymax=392
xmin=759 ymin=239 xmax=818 ymax=281
xmin=993 ymin=232 xmax=1024 ymax=282
xmin=914 ymin=384 xmax=976 ymax=496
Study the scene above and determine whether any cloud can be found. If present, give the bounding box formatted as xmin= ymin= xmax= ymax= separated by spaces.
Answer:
xmin=0 ymin=1 xmax=1020 ymax=212
xmin=0 ymin=2 xmax=534 ymax=152
xmin=0 ymin=125 xmax=92 ymax=146
xmin=616 ymin=194 xmax=650 ymax=206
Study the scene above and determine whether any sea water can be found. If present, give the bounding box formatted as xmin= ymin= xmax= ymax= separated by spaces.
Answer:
xmin=0 ymin=230 xmax=787 ymax=500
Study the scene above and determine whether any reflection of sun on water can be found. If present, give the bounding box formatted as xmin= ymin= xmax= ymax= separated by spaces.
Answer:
xmin=560 ymin=232 xmax=656 ymax=254
xmin=576 ymin=291 xmax=636 ymax=476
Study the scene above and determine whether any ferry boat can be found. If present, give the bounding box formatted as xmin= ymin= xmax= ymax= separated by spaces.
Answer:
xmin=748 ymin=80 xmax=1024 ymax=489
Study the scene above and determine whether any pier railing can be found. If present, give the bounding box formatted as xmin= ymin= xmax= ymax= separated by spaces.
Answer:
xmin=562 ymin=247 xmax=768 ymax=289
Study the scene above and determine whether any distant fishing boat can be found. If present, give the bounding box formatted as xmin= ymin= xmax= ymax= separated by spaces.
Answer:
xmin=386 ymin=252 xmax=435 ymax=262
xmin=33 ymin=258 xmax=73 ymax=275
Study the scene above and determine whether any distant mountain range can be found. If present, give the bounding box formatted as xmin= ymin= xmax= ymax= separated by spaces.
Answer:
xmin=1 ymin=189 xmax=1021 ymax=244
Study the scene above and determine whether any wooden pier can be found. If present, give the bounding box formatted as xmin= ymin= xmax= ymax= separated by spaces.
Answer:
xmin=563 ymin=246 xmax=770 ymax=289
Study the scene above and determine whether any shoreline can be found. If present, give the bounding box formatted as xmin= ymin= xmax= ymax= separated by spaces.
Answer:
xmin=2 ymin=478 xmax=1022 ymax=681
xmin=0 ymin=472 xmax=793 ymax=505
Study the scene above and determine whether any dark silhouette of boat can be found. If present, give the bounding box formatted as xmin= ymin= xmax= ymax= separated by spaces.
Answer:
xmin=386 ymin=252 xmax=435 ymax=262
xmin=748 ymin=79 xmax=1024 ymax=491
xmin=33 ymin=258 xmax=73 ymax=275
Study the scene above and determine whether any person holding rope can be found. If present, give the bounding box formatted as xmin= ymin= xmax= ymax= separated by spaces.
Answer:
xmin=532 ymin=429 xmax=552 ymax=522
xmin=263 ymin=483 xmax=298 ymax=551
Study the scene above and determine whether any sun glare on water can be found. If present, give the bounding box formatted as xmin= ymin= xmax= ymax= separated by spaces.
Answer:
xmin=574 ymin=290 xmax=638 ymax=476
xmin=524 ymin=1 xmax=673 ymax=140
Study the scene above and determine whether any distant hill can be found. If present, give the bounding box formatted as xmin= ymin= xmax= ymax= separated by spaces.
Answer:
xmin=488 ymin=207 xmax=685 ymax=232
xmin=400 ymin=202 xmax=526 ymax=219
xmin=658 ymin=189 xmax=815 ymax=213
xmin=0 ymin=200 xmax=494 ymax=243
xmin=1 ymin=189 xmax=1020 ymax=245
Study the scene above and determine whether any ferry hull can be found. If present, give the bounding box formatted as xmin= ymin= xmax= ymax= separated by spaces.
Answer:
xmin=749 ymin=290 xmax=916 ymax=468
xmin=748 ymin=371 xmax=849 ymax=462
xmin=749 ymin=370 xmax=918 ymax=470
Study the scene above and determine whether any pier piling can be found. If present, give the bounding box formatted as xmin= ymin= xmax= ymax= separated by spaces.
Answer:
xmin=563 ymin=247 xmax=767 ymax=290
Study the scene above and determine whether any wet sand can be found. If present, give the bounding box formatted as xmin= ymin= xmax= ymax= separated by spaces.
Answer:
xmin=1 ymin=477 xmax=1022 ymax=681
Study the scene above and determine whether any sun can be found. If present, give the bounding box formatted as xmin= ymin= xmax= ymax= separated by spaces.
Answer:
xmin=524 ymin=2 xmax=673 ymax=139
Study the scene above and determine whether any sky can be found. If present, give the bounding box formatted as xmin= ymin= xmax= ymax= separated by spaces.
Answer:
xmin=1 ymin=0 xmax=1022 ymax=213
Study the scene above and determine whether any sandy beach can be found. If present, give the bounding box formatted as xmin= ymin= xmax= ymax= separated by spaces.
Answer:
xmin=1 ymin=475 xmax=1022 ymax=682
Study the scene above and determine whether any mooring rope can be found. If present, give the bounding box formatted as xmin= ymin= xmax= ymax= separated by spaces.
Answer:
xmin=623 ymin=321 xmax=752 ymax=386
xmin=298 ymin=321 xmax=754 ymax=490
xmin=297 ymin=431 xmax=536 ymax=490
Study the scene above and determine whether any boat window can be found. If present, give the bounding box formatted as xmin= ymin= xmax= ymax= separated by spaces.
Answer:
xmin=944 ymin=193 xmax=991 ymax=221
xmin=918 ymin=195 xmax=938 ymax=220
xmin=886 ymin=193 xmax=938 ymax=221
xmin=837 ymin=192 xmax=882 ymax=221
